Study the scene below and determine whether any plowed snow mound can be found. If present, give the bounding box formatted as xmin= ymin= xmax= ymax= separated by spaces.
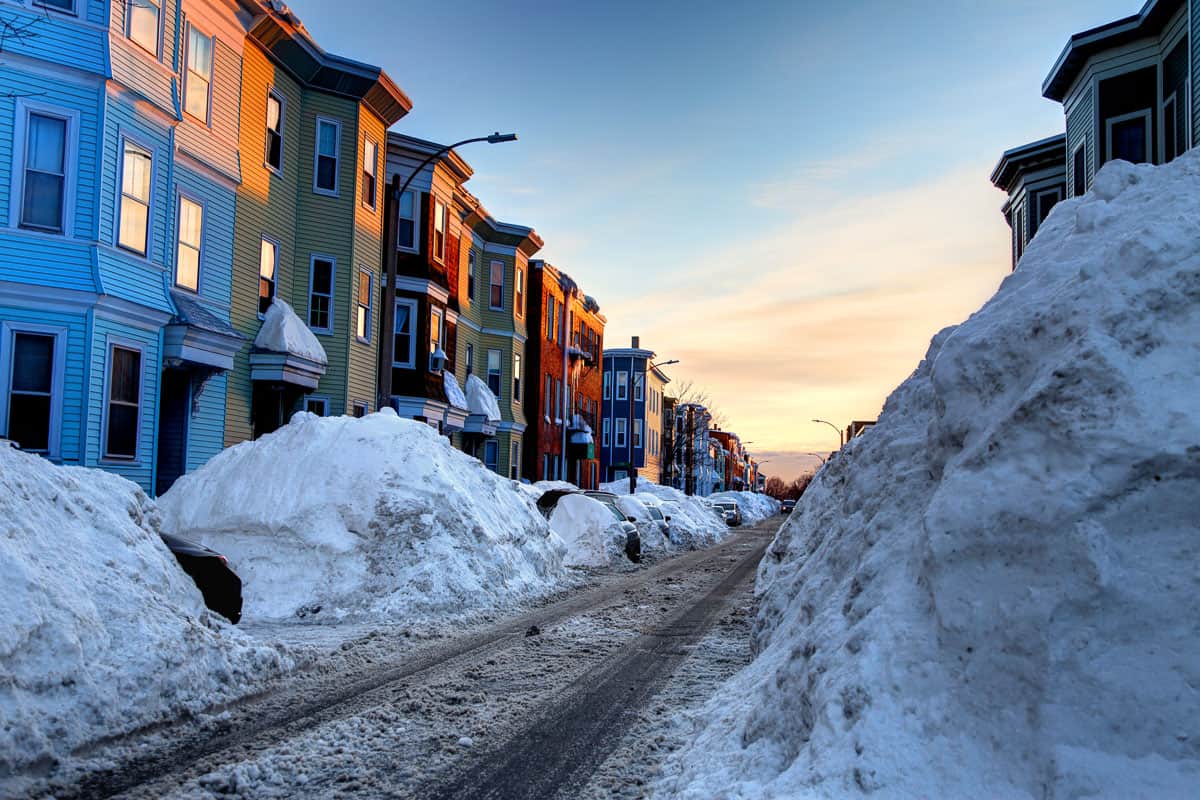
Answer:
xmin=658 ymin=155 xmax=1200 ymax=798
xmin=159 ymin=410 xmax=566 ymax=623
xmin=0 ymin=446 xmax=291 ymax=782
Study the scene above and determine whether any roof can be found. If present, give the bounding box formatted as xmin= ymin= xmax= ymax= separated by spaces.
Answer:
xmin=989 ymin=133 xmax=1067 ymax=191
xmin=1042 ymin=0 xmax=1182 ymax=101
xmin=169 ymin=291 xmax=245 ymax=340
xmin=386 ymin=133 xmax=474 ymax=183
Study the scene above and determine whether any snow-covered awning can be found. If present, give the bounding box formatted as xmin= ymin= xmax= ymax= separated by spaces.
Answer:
xmin=568 ymin=430 xmax=594 ymax=446
xmin=162 ymin=290 xmax=245 ymax=371
xmin=465 ymin=374 xmax=501 ymax=422
xmin=250 ymin=300 xmax=327 ymax=389
xmin=443 ymin=371 xmax=468 ymax=411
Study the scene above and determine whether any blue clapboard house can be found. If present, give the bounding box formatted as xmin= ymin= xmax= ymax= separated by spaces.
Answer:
xmin=0 ymin=0 xmax=245 ymax=495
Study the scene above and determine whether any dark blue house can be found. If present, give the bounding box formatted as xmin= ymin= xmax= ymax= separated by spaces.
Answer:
xmin=599 ymin=336 xmax=671 ymax=484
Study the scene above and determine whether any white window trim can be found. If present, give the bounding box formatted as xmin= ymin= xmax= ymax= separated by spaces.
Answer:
xmin=431 ymin=197 xmax=447 ymax=264
xmin=257 ymin=234 xmax=280 ymax=319
xmin=0 ymin=321 xmax=67 ymax=459
xmin=355 ymin=267 xmax=373 ymax=344
xmin=34 ymin=0 xmax=81 ymax=18
xmin=1105 ymin=108 xmax=1153 ymax=164
xmin=602 ymin=417 xmax=610 ymax=447
xmin=305 ymin=396 xmax=330 ymax=416
xmin=603 ymin=371 xmax=611 ymax=400
xmin=116 ymin=134 xmax=155 ymax=258
xmin=362 ymin=137 xmax=379 ymax=212
xmin=615 ymin=418 xmax=627 ymax=449
xmin=634 ymin=418 xmax=643 ymax=448
xmin=489 ymin=259 xmax=504 ymax=311
xmin=100 ymin=337 xmax=146 ymax=463
xmin=265 ymin=89 xmax=286 ymax=175
xmin=634 ymin=373 xmax=644 ymax=401
xmin=486 ymin=348 xmax=502 ymax=398
xmin=396 ymin=188 xmax=420 ymax=254
xmin=126 ymin=0 xmax=164 ymax=60
xmin=10 ymin=99 xmax=80 ymax=235
xmin=1071 ymin=139 xmax=1087 ymax=198
xmin=429 ymin=307 xmax=444 ymax=373
xmin=510 ymin=442 xmax=520 ymax=480
xmin=393 ymin=297 xmax=418 ymax=368
xmin=174 ymin=191 xmax=205 ymax=293
xmin=515 ymin=267 xmax=524 ymax=318
xmin=616 ymin=370 xmax=628 ymax=400
xmin=307 ymin=254 xmax=336 ymax=334
xmin=313 ymin=116 xmax=341 ymax=197
xmin=465 ymin=341 xmax=474 ymax=375
xmin=183 ymin=23 xmax=214 ymax=126
xmin=352 ymin=400 xmax=369 ymax=417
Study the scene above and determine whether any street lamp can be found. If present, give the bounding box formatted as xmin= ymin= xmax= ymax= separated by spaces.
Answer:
xmin=806 ymin=452 xmax=828 ymax=466
xmin=812 ymin=418 xmax=843 ymax=450
xmin=629 ymin=358 xmax=679 ymax=495
xmin=378 ymin=133 xmax=519 ymax=410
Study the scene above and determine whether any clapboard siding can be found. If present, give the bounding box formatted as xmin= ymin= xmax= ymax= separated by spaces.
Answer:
xmin=186 ymin=370 xmax=226 ymax=472
xmin=0 ymin=5 xmax=106 ymax=75
xmin=109 ymin=0 xmax=180 ymax=117
xmin=345 ymin=105 xmax=386 ymax=411
xmin=0 ymin=303 xmax=88 ymax=464
xmin=85 ymin=316 xmax=161 ymax=491
xmin=175 ymin=35 xmax=242 ymax=182
xmin=1065 ymin=84 xmax=1094 ymax=197
xmin=172 ymin=163 xmax=235 ymax=314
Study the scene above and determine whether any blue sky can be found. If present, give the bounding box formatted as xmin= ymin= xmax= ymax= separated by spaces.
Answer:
xmin=292 ymin=0 xmax=1137 ymax=479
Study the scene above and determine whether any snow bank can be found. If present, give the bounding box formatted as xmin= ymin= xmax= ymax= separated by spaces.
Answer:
xmin=465 ymin=374 xmax=502 ymax=421
xmin=253 ymin=300 xmax=327 ymax=364
xmin=0 ymin=446 xmax=290 ymax=779
xmin=159 ymin=410 xmax=565 ymax=623
xmin=443 ymin=371 xmax=468 ymax=410
xmin=549 ymin=494 xmax=629 ymax=567
xmin=600 ymin=479 xmax=726 ymax=549
xmin=658 ymin=154 xmax=1200 ymax=798
xmin=710 ymin=491 xmax=780 ymax=524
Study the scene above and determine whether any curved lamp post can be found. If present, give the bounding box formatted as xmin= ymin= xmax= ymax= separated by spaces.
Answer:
xmin=378 ymin=133 xmax=519 ymax=411
xmin=812 ymin=418 xmax=843 ymax=450
xmin=629 ymin=358 xmax=679 ymax=495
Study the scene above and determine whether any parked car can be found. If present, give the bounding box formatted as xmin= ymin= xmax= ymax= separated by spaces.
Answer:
xmin=781 ymin=499 xmax=796 ymax=514
xmin=583 ymin=491 xmax=642 ymax=562
xmin=535 ymin=487 xmax=580 ymax=519
xmin=160 ymin=533 xmax=243 ymax=623
xmin=711 ymin=499 xmax=742 ymax=527
xmin=615 ymin=494 xmax=670 ymax=551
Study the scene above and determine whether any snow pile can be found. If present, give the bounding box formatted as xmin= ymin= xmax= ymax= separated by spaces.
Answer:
xmin=443 ymin=371 xmax=468 ymax=410
xmin=253 ymin=300 xmax=327 ymax=364
xmin=159 ymin=410 xmax=565 ymax=622
xmin=0 ymin=446 xmax=290 ymax=779
xmin=658 ymin=154 xmax=1200 ymax=798
xmin=465 ymin=374 xmax=502 ymax=421
xmin=710 ymin=491 xmax=780 ymax=524
xmin=616 ymin=494 xmax=668 ymax=551
xmin=549 ymin=494 xmax=630 ymax=567
xmin=600 ymin=479 xmax=726 ymax=549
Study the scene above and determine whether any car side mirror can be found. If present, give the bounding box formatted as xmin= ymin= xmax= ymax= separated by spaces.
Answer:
xmin=627 ymin=516 xmax=637 ymax=523
xmin=665 ymin=516 xmax=671 ymax=522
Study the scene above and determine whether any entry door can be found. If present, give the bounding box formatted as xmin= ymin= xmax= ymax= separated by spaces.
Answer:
xmin=156 ymin=369 xmax=190 ymax=495
xmin=252 ymin=385 xmax=285 ymax=439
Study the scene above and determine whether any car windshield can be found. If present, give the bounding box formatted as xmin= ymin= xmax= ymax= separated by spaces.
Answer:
xmin=592 ymin=499 xmax=625 ymax=522
xmin=645 ymin=506 xmax=664 ymax=520
xmin=715 ymin=502 xmax=735 ymax=511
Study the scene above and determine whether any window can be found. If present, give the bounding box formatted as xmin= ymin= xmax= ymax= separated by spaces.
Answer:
xmin=635 ymin=373 xmax=644 ymax=401
xmin=362 ymin=138 xmax=378 ymax=210
xmin=20 ymin=112 xmax=68 ymax=232
xmin=515 ymin=267 xmax=525 ymax=317
xmin=429 ymin=307 xmax=443 ymax=372
xmin=397 ymin=190 xmax=418 ymax=252
xmin=1031 ymin=189 xmax=1061 ymax=239
xmin=36 ymin=0 xmax=75 ymax=12
xmin=176 ymin=196 xmax=203 ymax=291
xmin=265 ymin=91 xmax=284 ymax=172
xmin=127 ymin=0 xmax=160 ymax=56
xmin=258 ymin=237 xmax=277 ymax=314
xmin=104 ymin=345 xmax=142 ymax=460
xmin=603 ymin=371 xmax=611 ymax=400
xmin=634 ymin=419 xmax=642 ymax=448
xmin=184 ymin=26 xmax=212 ymax=122
xmin=356 ymin=268 xmax=372 ymax=342
xmin=616 ymin=371 xmax=628 ymax=400
xmin=352 ymin=401 xmax=368 ymax=418
xmin=118 ymin=140 xmax=152 ymax=255
xmin=489 ymin=260 xmax=504 ymax=309
xmin=467 ymin=248 xmax=477 ymax=300
xmin=487 ymin=349 xmax=501 ymax=397
xmin=314 ymin=118 xmax=340 ymax=194
xmin=510 ymin=442 xmax=520 ymax=480
xmin=1106 ymin=110 xmax=1151 ymax=165
xmin=393 ymin=298 xmax=416 ymax=368
xmin=432 ymin=198 xmax=447 ymax=263
xmin=1072 ymin=142 xmax=1086 ymax=197
xmin=1015 ymin=208 xmax=1025 ymax=261
xmin=556 ymin=378 xmax=563 ymax=420
xmin=5 ymin=331 xmax=58 ymax=453
xmin=513 ymin=352 xmax=522 ymax=403
xmin=308 ymin=256 xmax=334 ymax=332
xmin=305 ymin=397 xmax=328 ymax=416
xmin=615 ymin=418 xmax=626 ymax=448
xmin=484 ymin=440 xmax=499 ymax=473
xmin=465 ymin=342 xmax=474 ymax=375
xmin=602 ymin=418 xmax=610 ymax=447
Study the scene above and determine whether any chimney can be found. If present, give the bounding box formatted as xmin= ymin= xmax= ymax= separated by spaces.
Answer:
xmin=632 ymin=335 xmax=640 ymax=349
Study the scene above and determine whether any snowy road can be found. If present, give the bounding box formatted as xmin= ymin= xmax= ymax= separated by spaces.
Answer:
xmin=42 ymin=520 xmax=775 ymax=800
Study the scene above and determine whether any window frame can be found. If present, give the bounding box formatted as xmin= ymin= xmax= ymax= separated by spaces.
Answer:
xmin=101 ymin=339 xmax=145 ymax=462
xmin=602 ymin=417 xmax=610 ymax=447
xmin=362 ymin=137 xmax=378 ymax=211
xmin=429 ymin=306 xmax=444 ymax=372
xmin=355 ymin=267 xmax=373 ymax=344
xmin=258 ymin=235 xmax=279 ymax=317
xmin=307 ymin=254 xmax=336 ymax=334
xmin=484 ymin=439 xmax=499 ymax=472
xmin=634 ymin=418 xmax=643 ymax=449
xmin=396 ymin=188 xmax=420 ymax=253
xmin=13 ymin=101 xmax=78 ymax=235
xmin=615 ymin=418 xmax=627 ymax=449
xmin=116 ymin=135 xmax=154 ymax=257
xmin=34 ymin=0 xmax=78 ymax=16
xmin=183 ymin=23 xmax=214 ymax=125
xmin=352 ymin=401 xmax=369 ymax=418
xmin=489 ymin=260 xmax=504 ymax=310
xmin=616 ymin=370 xmax=628 ymax=400
xmin=305 ymin=396 xmax=329 ymax=416
xmin=515 ymin=266 xmax=525 ymax=318
xmin=431 ymin=197 xmax=447 ymax=264
xmin=603 ymin=371 xmax=611 ymax=400
xmin=1 ymin=322 xmax=66 ymax=458
xmin=1071 ymin=140 xmax=1087 ymax=197
xmin=313 ymin=116 xmax=341 ymax=196
xmin=510 ymin=441 xmax=520 ymax=480
xmin=392 ymin=297 xmax=418 ymax=368
xmin=465 ymin=342 xmax=474 ymax=375
xmin=126 ymin=0 xmax=162 ymax=59
xmin=1105 ymin=108 xmax=1153 ymax=165
xmin=174 ymin=192 xmax=205 ymax=292
xmin=512 ymin=352 xmax=522 ymax=404
xmin=264 ymin=89 xmax=286 ymax=174
xmin=634 ymin=372 xmax=644 ymax=401
xmin=486 ymin=348 xmax=502 ymax=398
xmin=467 ymin=247 xmax=477 ymax=300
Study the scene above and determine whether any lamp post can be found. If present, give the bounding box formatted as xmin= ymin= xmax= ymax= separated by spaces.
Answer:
xmin=378 ymin=133 xmax=518 ymax=411
xmin=629 ymin=358 xmax=679 ymax=495
xmin=806 ymin=452 xmax=828 ymax=466
xmin=812 ymin=418 xmax=843 ymax=451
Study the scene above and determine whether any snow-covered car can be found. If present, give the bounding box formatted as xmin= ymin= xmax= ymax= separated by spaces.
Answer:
xmin=614 ymin=494 xmax=670 ymax=551
xmin=534 ymin=487 xmax=580 ymax=519
xmin=711 ymin=500 xmax=742 ymax=527
xmin=160 ymin=532 xmax=243 ymax=623
xmin=583 ymin=491 xmax=642 ymax=562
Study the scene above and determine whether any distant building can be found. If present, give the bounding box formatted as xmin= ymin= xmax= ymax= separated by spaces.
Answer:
xmin=990 ymin=136 xmax=1066 ymax=269
xmin=845 ymin=420 xmax=877 ymax=441
xmin=670 ymin=402 xmax=721 ymax=496
xmin=600 ymin=337 xmax=670 ymax=484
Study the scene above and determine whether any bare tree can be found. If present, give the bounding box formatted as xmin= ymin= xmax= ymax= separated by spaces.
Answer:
xmin=0 ymin=9 xmax=48 ymax=100
xmin=669 ymin=378 xmax=727 ymax=429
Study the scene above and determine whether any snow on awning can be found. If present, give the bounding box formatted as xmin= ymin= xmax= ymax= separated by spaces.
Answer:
xmin=569 ymin=430 xmax=594 ymax=446
xmin=250 ymin=300 xmax=327 ymax=389
xmin=465 ymin=374 xmax=502 ymax=422
xmin=443 ymin=371 xmax=468 ymax=410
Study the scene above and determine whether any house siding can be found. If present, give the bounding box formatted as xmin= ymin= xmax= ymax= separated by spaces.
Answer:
xmin=1066 ymin=84 xmax=1094 ymax=197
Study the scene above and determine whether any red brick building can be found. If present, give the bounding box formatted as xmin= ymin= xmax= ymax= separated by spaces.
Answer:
xmin=523 ymin=260 xmax=605 ymax=488
xmin=709 ymin=429 xmax=748 ymax=491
